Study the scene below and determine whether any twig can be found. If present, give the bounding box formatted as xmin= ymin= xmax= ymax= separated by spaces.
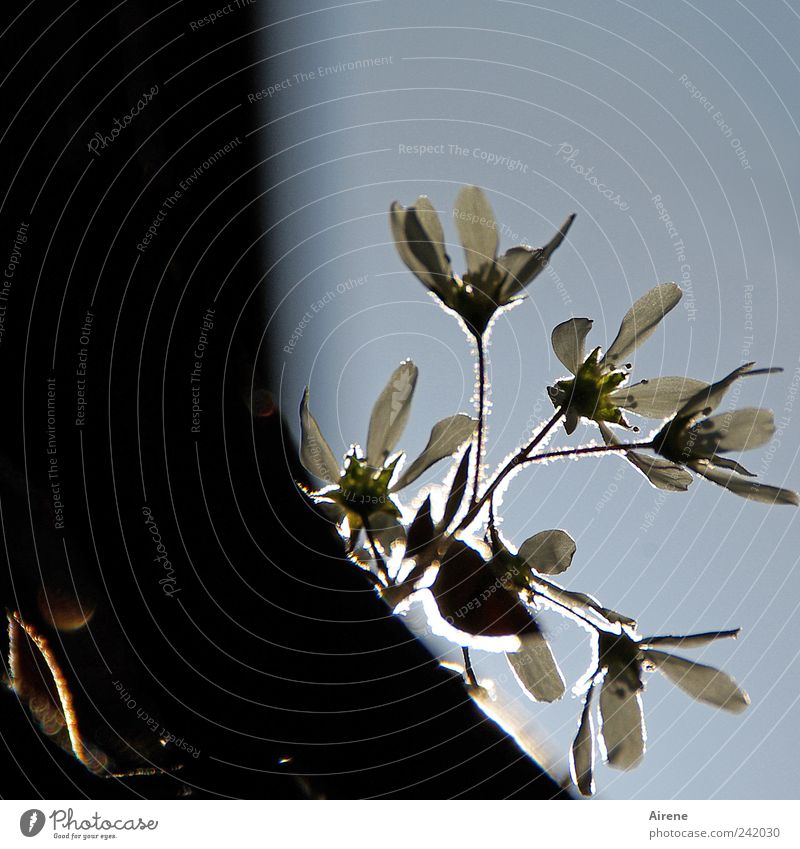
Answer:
xmin=470 ymin=335 xmax=488 ymax=508
xmin=365 ymin=526 xmax=391 ymax=585
xmin=521 ymin=440 xmax=654 ymax=466
xmin=455 ymin=406 xmax=565 ymax=534
xmin=462 ymin=647 xmax=479 ymax=687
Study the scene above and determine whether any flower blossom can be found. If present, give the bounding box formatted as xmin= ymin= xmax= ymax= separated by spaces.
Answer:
xmin=652 ymin=363 xmax=799 ymax=505
xmin=570 ymin=626 xmax=748 ymax=796
xmin=548 ymin=283 xmax=706 ymax=490
xmin=299 ymin=360 xmax=477 ymax=544
xmin=390 ymin=186 xmax=574 ymax=336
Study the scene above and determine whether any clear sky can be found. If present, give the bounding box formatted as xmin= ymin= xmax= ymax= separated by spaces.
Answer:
xmin=263 ymin=0 xmax=800 ymax=799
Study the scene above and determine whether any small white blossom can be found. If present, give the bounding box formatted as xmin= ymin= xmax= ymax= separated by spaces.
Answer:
xmin=569 ymin=627 xmax=748 ymax=795
xmin=299 ymin=361 xmax=477 ymax=542
xmin=391 ymin=186 xmax=574 ymax=336
xmin=653 ymin=363 xmax=800 ymax=505
xmin=548 ymin=284 xmax=705 ymax=491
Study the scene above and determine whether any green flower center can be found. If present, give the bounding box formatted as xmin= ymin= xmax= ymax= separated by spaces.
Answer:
xmin=330 ymin=453 xmax=401 ymax=521
xmin=555 ymin=348 xmax=628 ymax=426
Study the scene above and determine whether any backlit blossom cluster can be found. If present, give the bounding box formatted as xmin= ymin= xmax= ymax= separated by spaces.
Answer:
xmin=297 ymin=186 xmax=797 ymax=795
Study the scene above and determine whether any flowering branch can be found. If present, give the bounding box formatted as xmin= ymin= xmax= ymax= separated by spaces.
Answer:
xmin=294 ymin=183 xmax=798 ymax=797
xmin=456 ymin=406 xmax=564 ymax=534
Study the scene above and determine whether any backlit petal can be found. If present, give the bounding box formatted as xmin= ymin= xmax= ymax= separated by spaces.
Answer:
xmin=691 ymin=461 xmax=799 ymax=505
xmin=610 ymin=376 xmax=708 ymax=419
xmin=676 ymin=363 xmax=781 ymax=419
xmin=507 ymin=630 xmax=566 ymax=702
xmin=498 ymin=214 xmax=576 ymax=301
xmin=366 ymin=510 xmax=406 ymax=556
xmin=366 ymin=361 xmax=418 ymax=467
xmin=551 ymin=318 xmax=593 ymax=375
xmin=439 ymin=446 xmax=472 ymax=532
xmin=570 ymin=684 xmax=597 ymax=797
xmin=299 ymin=388 xmax=340 ymax=484
xmin=453 ymin=186 xmax=499 ymax=279
xmin=599 ymin=676 xmax=646 ymax=770
xmin=691 ymin=408 xmax=775 ymax=455
xmin=391 ymin=414 xmax=476 ymax=491
xmin=645 ymin=649 xmax=749 ymax=712
xmin=602 ymin=283 xmax=681 ymax=368
xmin=390 ymin=198 xmax=452 ymax=296
xmin=517 ymin=529 xmax=576 ymax=575
xmin=643 ymin=630 xmax=740 ymax=649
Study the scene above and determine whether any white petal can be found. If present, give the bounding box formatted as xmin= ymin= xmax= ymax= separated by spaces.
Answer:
xmin=569 ymin=685 xmax=596 ymax=796
xmin=610 ymin=376 xmax=708 ymax=419
xmin=517 ymin=529 xmax=576 ymax=575
xmin=626 ymin=451 xmax=693 ymax=492
xmin=602 ymin=283 xmax=681 ymax=368
xmin=645 ymin=649 xmax=749 ymax=712
xmin=494 ymin=247 xmax=541 ymax=299
xmin=390 ymin=198 xmax=451 ymax=296
xmin=453 ymin=186 xmax=499 ymax=278
xmin=599 ymin=675 xmax=645 ymax=770
xmin=391 ymin=414 xmax=476 ymax=491
xmin=643 ymin=630 xmax=740 ymax=649
xmin=676 ymin=363 xmax=781 ymax=418
xmin=366 ymin=361 xmax=418 ymax=466
xmin=691 ymin=408 xmax=775 ymax=454
xmin=507 ymin=631 xmax=566 ymax=703
xmin=498 ymin=214 xmax=576 ymax=302
xmin=299 ymin=388 xmax=340 ymax=484
xmin=692 ymin=462 xmax=799 ymax=505
xmin=551 ymin=318 xmax=593 ymax=375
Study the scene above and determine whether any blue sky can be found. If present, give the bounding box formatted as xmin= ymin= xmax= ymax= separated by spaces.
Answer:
xmin=262 ymin=0 xmax=800 ymax=799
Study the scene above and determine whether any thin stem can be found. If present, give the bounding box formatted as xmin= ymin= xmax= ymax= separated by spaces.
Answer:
xmin=521 ymin=405 xmax=567 ymax=457
xmin=521 ymin=440 xmax=654 ymax=467
xmin=365 ymin=526 xmax=390 ymax=586
xmin=528 ymin=588 xmax=601 ymax=632
xmin=487 ymin=497 xmax=496 ymax=539
xmin=470 ymin=334 xmax=487 ymax=509
xmin=462 ymin=647 xmax=479 ymax=687
xmin=455 ymin=406 xmax=565 ymax=534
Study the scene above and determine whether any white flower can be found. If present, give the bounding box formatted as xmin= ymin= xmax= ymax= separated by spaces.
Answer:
xmin=548 ymin=283 xmax=705 ymax=491
xmin=299 ymin=361 xmax=477 ymax=539
xmin=569 ymin=627 xmax=748 ymax=796
xmin=390 ymin=186 xmax=574 ymax=336
xmin=652 ymin=363 xmax=800 ymax=505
